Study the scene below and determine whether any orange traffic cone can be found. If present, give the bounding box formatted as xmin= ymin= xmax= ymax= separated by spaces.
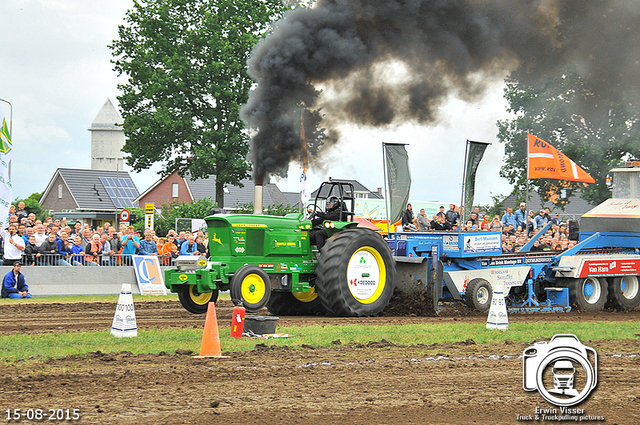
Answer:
xmin=194 ymin=303 xmax=228 ymax=358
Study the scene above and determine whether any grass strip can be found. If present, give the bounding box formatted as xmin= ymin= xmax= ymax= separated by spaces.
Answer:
xmin=0 ymin=321 xmax=637 ymax=362
xmin=0 ymin=293 xmax=230 ymax=305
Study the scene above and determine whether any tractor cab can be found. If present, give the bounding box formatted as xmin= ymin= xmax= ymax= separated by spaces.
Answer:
xmin=307 ymin=180 xmax=356 ymax=222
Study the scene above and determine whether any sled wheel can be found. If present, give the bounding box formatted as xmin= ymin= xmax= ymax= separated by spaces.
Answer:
xmin=231 ymin=265 xmax=271 ymax=313
xmin=267 ymin=288 xmax=326 ymax=316
xmin=608 ymin=275 xmax=640 ymax=310
xmin=569 ymin=277 xmax=608 ymax=311
xmin=178 ymin=285 xmax=219 ymax=314
xmin=315 ymin=228 xmax=395 ymax=317
xmin=465 ymin=278 xmax=493 ymax=312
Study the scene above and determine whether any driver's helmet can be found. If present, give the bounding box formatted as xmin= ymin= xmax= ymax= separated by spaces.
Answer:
xmin=327 ymin=196 xmax=340 ymax=210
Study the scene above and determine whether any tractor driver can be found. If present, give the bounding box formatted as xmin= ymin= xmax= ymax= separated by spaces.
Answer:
xmin=309 ymin=196 xmax=343 ymax=250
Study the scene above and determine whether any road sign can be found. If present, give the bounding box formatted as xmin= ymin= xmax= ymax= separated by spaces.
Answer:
xmin=145 ymin=202 xmax=155 ymax=230
xmin=146 ymin=213 xmax=154 ymax=230
xmin=120 ymin=209 xmax=130 ymax=222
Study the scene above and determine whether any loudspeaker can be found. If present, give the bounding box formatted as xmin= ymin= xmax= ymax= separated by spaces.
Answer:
xmin=568 ymin=219 xmax=579 ymax=240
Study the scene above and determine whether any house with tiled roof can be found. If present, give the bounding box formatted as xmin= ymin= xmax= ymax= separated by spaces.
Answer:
xmin=309 ymin=179 xmax=383 ymax=200
xmin=39 ymin=168 xmax=140 ymax=227
xmin=134 ymin=171 xmax=291 ymax=211
xmin=501 ymin=189 xmax=596 ymax=221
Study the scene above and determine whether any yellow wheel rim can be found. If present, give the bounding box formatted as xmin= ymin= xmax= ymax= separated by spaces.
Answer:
xmin=189 ymin=285 xmax=212 ymax=305
xmin=241 ymin=273 xmax=267 ymax=305
xmin=346 ymin=246 xmax=386 ymax=304
xmin=293 ymin=286 xmax=318 ymax=303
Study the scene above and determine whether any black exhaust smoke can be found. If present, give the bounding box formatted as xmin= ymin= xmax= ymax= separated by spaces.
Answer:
xmin=241 ymin=0 xmax=640 ymax=182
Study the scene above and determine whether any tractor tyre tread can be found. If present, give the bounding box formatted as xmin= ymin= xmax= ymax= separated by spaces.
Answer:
xmin=608 ymin=276 xmax=640 ymax=311
xmin=178 ymin=287 xmax=219 ymax=315
xmin=230 ymin=265 xmax=271 ymax=313
xmin=465 ymin=278 xmax=493 ymax=312
xmin=315 ymin=228 xmax=395 ymax=317
xmin=568 ymin=277 xmax=608 ymax=312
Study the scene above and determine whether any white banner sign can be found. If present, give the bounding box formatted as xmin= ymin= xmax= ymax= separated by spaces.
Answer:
xmin=463 ymin=233 xmax=502 ymax=254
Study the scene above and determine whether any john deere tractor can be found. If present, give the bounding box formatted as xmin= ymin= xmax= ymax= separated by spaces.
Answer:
xmin=164 ymin=180 xmax=396 ymax=317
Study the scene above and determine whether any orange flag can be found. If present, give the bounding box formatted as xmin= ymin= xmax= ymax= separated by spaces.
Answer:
xmin=527 ymin=133 xmax=595 ymax=183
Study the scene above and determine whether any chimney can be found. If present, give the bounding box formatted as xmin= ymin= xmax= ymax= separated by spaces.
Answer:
xmin=254 ymin=177 xmax=264 ymax=214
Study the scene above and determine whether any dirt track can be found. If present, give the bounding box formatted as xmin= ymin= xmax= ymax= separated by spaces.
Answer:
xmin=0 ymin=298 xmax=639 ymax=424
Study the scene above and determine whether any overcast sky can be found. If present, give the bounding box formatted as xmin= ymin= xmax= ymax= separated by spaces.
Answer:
xmin=3 ymin=0 xmax=514 ymax=207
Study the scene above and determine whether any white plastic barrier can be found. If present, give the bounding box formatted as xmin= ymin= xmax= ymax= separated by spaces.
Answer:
xmin=0 ymin=266 xmax=171 ymax=296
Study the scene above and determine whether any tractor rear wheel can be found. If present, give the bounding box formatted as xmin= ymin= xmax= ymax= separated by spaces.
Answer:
xmin=465 ymin=278 xmax=493 ymax=312
xmin=178 ymin=285 xmax=219 ymax=314
xmin=267 ymin=288 xmax=325 ymax=316
xmin=608 ymin=275 xmax=640 ymax=310
xmin=230 ymin=265 xmax=271 ymax=313
xmin=569 ymin=277 xmax=608 ymax=311
xmin=315 ymin=228 xmax=395 ymax=317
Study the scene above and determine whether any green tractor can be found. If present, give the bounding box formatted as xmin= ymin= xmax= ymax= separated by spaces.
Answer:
xmin=164 ymin=180 xmax=396 ymax=317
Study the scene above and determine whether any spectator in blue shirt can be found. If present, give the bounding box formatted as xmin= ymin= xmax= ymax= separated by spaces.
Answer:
xmin=514 ymin=202 xmax=527 ymax=229
xmin=502 ymin=207 xmax=517 ymax=228
xmin=535 ymin=209 xmax=548 ymax=228
xmin=69 ymin=236 xmax=85 ymax=266
xmin=180 ymin=234 xmax=203 ymax=256
xmin=120 ymin=226 xmax=141 ymax=265
xmin=138 ymin=230 xmax=158 ymax=256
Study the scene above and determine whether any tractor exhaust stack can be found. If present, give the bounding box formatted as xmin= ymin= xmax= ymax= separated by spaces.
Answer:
xmin=254 ymin=178 xmax=263 ymax=215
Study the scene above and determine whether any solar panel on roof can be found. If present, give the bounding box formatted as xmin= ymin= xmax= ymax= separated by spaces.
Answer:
xmin=100 ymin=176 xmax=139 ymax=208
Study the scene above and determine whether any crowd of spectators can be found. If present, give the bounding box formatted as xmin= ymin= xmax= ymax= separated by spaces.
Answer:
xmin=401 ymin=202 xmax=578 ymax=253
xmin=0 ymin=202 xmax=207 ymax=266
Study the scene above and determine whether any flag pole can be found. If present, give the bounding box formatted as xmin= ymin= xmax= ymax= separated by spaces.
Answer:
xmin=300 ymin=109 xmax=308 ymax=214
xmin=382 ymin=142 xmax=391 ymax=236
xmin=526 ymin=134 xmax=529 ymax=205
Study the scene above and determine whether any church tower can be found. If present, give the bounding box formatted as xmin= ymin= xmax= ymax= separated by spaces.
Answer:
xmin=89 ymin=98 xmax=125 ymax=171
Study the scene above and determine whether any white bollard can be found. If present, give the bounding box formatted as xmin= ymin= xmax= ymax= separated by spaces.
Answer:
xmin=111 ymin=284 xmax=138 ymax=337
xmin=486 ymin=281 xmax=509 ymax=330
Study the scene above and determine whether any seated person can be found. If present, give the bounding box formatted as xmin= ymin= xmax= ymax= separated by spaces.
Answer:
xmin=430 ymin=215 xmax=447 ymax=231
xmin=402 ymin=204 xmax=417 ymax=231
xmin=1 ymin=263 xmax=32 ymax=299
xmin=309 ymin=197 xmax=343 ymax=250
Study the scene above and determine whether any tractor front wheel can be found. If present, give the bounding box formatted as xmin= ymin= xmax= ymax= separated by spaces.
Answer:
xmin=178 ymin=285 xmax=219 ymax=314
xmin=315 ymin=228 xmax=395 ymax=317
xmin=230 ymin=265 xmax=271 ymax=313
xmin=267 ymin=288 xmax=325 ymax=316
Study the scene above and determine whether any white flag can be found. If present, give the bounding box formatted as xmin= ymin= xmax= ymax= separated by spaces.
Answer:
xmin=300 ymin=167 xmax=310 ymax=204
xmin=0 ymin=105 xmax=12 ymax=229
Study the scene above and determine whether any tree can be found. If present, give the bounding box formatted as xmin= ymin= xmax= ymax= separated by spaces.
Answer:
xmin=497 ymin=69 xmax=640 ymax=208
xmin=15 ymin=192 xmax=48 ymax=221
xmin=153 ymin=197 xmax=216 ymax=236
xmin=141 ymin=197 xmax=298 ymax=235
xmin=110 ymin=0 xmax=289 ymax=208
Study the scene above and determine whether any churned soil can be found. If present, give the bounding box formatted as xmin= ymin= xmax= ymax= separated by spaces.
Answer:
xmin=0 ymin=297 xmax=639 ymax=424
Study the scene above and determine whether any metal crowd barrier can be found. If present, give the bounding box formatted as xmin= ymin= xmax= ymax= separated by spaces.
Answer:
xmin=10 ymin=253 xmax=178 ymax=267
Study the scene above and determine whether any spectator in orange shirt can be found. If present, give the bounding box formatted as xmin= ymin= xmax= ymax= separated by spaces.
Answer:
xmin=159 ymin=235 xmax=177 ymax=265
xmin=480 ymin=215 xmax=491 ymax=231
